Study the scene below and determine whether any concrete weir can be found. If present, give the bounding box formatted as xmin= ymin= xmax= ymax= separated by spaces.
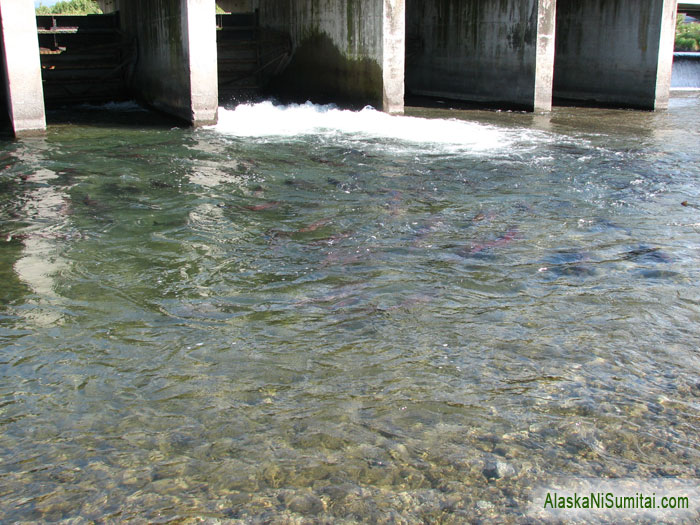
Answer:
xmin=120 ymin=0 xmax=219 ymax=126
xmin=0 ymin=0 xmax=46 ymax=136
xmin=554 ymin=0 xmax=678 ymax=110
xmin=0 ymin=0 xmax=684 ymax=137
xmin=405 ymin=0 xmax=556 ymax=112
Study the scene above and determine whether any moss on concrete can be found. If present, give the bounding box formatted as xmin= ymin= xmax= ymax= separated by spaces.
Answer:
xmin=268 ymin=30 xmax=383 ymax=108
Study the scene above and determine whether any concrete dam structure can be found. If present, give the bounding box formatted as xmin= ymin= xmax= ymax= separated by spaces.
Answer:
xmin=0 ymin=0 xmax=680 ymax=137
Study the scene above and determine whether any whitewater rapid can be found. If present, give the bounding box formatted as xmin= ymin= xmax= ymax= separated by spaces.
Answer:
xmin=211 ymin=101 xmax=538 ymax=154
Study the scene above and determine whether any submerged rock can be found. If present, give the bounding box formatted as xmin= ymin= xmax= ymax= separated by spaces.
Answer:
xmin=483 ymin=460 xmax=516 ymax=481
xmin=285 ymin=492 xmax=326 ymax=515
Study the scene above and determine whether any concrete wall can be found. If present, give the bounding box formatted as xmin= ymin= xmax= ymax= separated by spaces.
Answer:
xmin=554 ymin=0 xmax=677 ymax=110
xmin=0 ymin=0 xmax=46 ymax=136
xmin=405 ymin=0 xmax=556 ymax=111
xmin=260 ymin=0 xmax=404 ymax=113
xmin=216 ymin=0 xmax=257 ymax=12
xmin=120 ymin=0 xmax=218 ymax=125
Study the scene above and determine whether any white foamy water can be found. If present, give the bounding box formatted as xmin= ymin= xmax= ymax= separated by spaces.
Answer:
xmin=213 ymin=101 xmax=519 ymax=153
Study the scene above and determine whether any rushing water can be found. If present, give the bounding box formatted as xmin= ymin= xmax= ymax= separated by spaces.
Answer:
xmin=672 ymin=53 xmax=700 ymax=90
xmin=1 ymin=95 xmax=700 ymax=523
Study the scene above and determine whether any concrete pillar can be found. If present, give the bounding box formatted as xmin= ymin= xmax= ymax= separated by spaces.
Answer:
xmin=260 ymin=0 xmax=405 ymax=114
xmin=405 ymin=0 xmax=556 ymax=112
xmin=655 ymin=0 xmax=679 ymax=109
xmin=383 ymin=0 xmax=405 ymax=114
xmin=120 ymin=0 xmax=218 ymax=126
xmin=0 ymin=0 xmax=46 ymax=136
xmin=554 ymin=0 xmax=678 ymax=110
xmin=534 ymin=0 xmax=556 ymax=112
xmin=187 ymin=0 xmax=219 ymax=124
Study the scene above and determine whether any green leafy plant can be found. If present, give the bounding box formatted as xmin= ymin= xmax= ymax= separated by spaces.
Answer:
xmin=36 ymin=1 xmax=226 ymax=15
xmin=676 ymin=16 xmax=700 ymax=52
xmin=36 ymin=0 xmax=103 ymax=15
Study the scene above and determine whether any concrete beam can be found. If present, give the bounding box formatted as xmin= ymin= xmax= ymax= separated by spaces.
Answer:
xmin=216 ymin=0 xmax=255 ymax=12
xmin=554 ymin=0 xmax=677 ymax=110
xmin=405 ymin=0 xmax=556 ymax=112
xmin=0 ymin=0 xmax=46 ymax=136
xmin=260 ymin=0 xmax=405 ymax=114
xmin=120 ymin=0 xmax=218 ymax=126
xmin=678 ymin=2 xmax=700 ymax=17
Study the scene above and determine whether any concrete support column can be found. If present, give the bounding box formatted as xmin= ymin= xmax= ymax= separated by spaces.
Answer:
xmin=554 ymin=0 xmax=677 ymax=110
xmin=534 ymin=0 xmax=556 ymax=112
xmin=405 ymin=0 xmax=556 ymax=112
xmin=0 ymin=0 xmax=46 ymax=136
xmin=120 ymin=0 xmax=218 ymax=126
xmin=655 ymin=0 xmax=679 ymax=109
xmin=187 ymin=0 xmax=219 ymax=124
xmin=383 ymin=0 xmax=405 ymax=114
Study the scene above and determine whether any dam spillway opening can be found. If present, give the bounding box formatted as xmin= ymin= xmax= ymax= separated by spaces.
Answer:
xmin=216 ymin=11 xmax=292 ymax=105
xmin=37 ymin=13 xmax=132 ymax=109
xmin=671 ymin=52 xmax=700 ymax=90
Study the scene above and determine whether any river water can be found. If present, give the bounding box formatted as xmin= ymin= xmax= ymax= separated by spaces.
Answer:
xmin=1 ymin=95 xmax=699 ymax=523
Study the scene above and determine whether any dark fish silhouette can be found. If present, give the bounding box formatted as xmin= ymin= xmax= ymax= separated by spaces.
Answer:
xmin=307 ymin=231 xmax=352 ymax=246
xmin=268 ymin=218 xmax=332 ymax=238
xmin=461 ymin=228 xmax=519 ymax=256
xmin=151 ymin=180 xmax=175 ymax=189
xmin=472 ymin=210 xmax=496 ymax=222
xmin=82 ymin=194 xmax=99 ymax=207
xmin=298 ymin=218 xmax=332 ymax=233
xmin=538 ymin=250 xmax=596 ymax=278
xmin=321 ymin=249 xmax=367 ymax=267
xmin=623 ymin=246 xmax=672 ymax=263
xmin=241 ymin=201 xmax=281 ymax=211
xmin=285 ymin=179 xmax=317 ymax=191
xmin=311 ymin=156 xmax=344 ymax=167
xmin=411 ymin=216 xmax=443 ymax=247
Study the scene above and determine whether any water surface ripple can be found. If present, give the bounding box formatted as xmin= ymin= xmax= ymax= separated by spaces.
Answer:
xmin=1 ymin=97 xmax=699 ymax=523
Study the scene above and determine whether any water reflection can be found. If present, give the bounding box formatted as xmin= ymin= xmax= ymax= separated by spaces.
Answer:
xmin=0 ymin=139 xmax=72 ymax=326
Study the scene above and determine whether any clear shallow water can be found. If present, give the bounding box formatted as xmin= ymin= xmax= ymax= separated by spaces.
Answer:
xmin=1 ymin=96 xmax=700 ymax=523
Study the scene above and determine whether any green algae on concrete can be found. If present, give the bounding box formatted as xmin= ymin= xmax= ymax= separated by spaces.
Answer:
xmin=269 ymin=30 xmax=383 ymax=108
